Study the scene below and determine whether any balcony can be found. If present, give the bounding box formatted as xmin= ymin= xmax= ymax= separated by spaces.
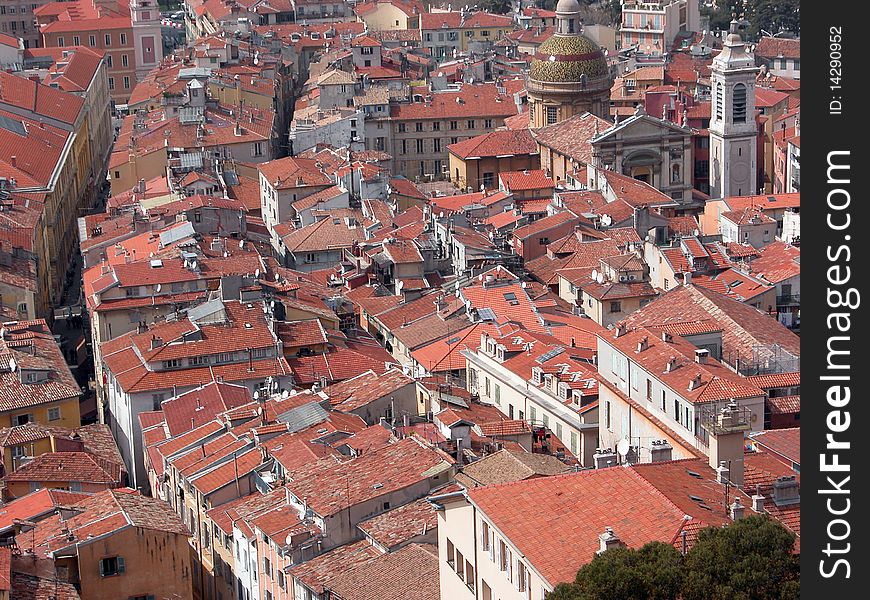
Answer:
xmin=776 ymin=293 xmax=800 ymax=306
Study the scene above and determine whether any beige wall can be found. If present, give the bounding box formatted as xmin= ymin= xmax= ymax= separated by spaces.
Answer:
xmin=359 ymin=5 xmax=418 ymax=30
xmin=76 ymin=526 xmax=193 ymax=599
xmin=392 ymin=116 xmax=511 ymax=181
xmin=109 ymin=147 xmax=169 ymax=196
xmin=449 ymin=153 xmax=540 ymax=192
xmin=438 ymin=497 xmax=554 ymax=600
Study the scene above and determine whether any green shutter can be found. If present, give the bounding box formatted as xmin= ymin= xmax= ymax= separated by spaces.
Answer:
xmin=117 ymin=556 xmax=126 ymax=573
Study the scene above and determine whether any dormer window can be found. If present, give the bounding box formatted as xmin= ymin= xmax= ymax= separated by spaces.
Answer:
xmin=532 ymin=367 xmax=543 ymax=384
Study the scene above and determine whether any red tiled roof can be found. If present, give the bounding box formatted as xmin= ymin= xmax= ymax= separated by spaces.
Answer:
xmin=327 ymin=543 xmax=440 ymax=600
xmin=745 ymin=372 xmax=800 ymax=389
xmin=3 ymin=452 xmax=123 ymax=486
xmin=531 ymin=112 xmax=612 ymax=165
xmin=447 ymin=129 xmax=538 ymax=160
xmin=283 ymin=437 xmax=453 ymax=518
xmin=467 ymin=467 xmax=697 ymax=586
xmin=324 ymin=369 xmax=414 ymax=413
xmin=0 ymin=488 xmax=91 ymax=533
xmin=499 ymin=169 xmax=554 ymax=192
xmin=603 ymin=326 xmax=764 ymax=404
xmin=767 ymin=395 xmax=800 ymax=415
xmin=512 ymin=210 xmax=580 ymax=241
xmin=622 ymin=284 xmax=800 ymax=365
xmin=287 ymin=348 xmax=392 ymax=386
xmin=0 ymin=69 xmax=85 ymax=126
xmin=749 ymin=241 xmax=800 ymax=284
xmin=411 ymin=323 xmax=498 ymax=373
xmin=750 ymin=428 xmax=799 ymax=465
xmin=288 ymin=539 xmax=382 ymax=595
xmin=190 ymin=448 xmax=262 ymax=495
xmin=477 ymin=420 xmax=530 ymax=437
xmin=19 ymin=488 xmax=188 ymax=558
xmin=390 ymin=83 xmax=517 ymax=121
xmin=161 ymin=382 xmax=252 ymax=437
xmin=258 ymin=156 xmax=332 ymax=190
xmin=756 ymin=37 xmax=800 ymax=60
xmin=357 ymin=499 xmax=438 ymax=549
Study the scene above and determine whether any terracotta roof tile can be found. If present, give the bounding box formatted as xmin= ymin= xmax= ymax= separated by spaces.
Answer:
xmin=390 ymin=83 xmax=517 ymax=121
xmin=447 ymin=129 xmax=538 ymax=160
xmin=324 ymin=369 xmax=414 ymax=413
xmin=327 ymin=543 xmax=440 ymax=600
xmin=357 ymin=499 xmax=437 ymax=550
xmin=467 ymin=467 xmax=694 ymax=586
xmin=284 ymin=437 xmax=453 ymax=518
xmin=622 ymin=285 xmax=800 ymax=368
xmin=750 ymin=428 xmax=799 ymax=465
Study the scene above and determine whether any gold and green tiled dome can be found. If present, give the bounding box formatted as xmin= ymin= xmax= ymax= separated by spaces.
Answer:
xmin=529 ymin=34 xmax=609 ymax=83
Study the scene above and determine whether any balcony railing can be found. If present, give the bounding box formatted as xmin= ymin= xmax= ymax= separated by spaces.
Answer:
xmin=776 ymin=293 xmax=800 ymax=306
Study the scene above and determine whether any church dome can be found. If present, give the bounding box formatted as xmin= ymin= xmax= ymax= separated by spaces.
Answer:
xmin=529 ymin=34 xmax=609 ymax=84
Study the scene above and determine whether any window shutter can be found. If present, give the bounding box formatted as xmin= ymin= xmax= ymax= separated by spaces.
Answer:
xmin=117 ymin=557 xmax=126 ymax=573
xmin=99 ymin=560 xmax=105 ymax=577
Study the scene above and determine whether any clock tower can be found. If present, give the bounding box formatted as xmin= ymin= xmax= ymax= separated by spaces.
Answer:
xmin=709 ymin=19 xmax=759 ymax=199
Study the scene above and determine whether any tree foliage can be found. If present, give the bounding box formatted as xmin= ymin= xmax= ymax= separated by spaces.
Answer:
xmin=704 ymin=0 xmax=800 ymax=40
xmin=547 ymin=516 xmax=799 ymax=600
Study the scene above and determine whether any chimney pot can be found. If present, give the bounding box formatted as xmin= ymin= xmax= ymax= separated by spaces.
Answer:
xmin=729 ymin=497 xmax=745 ymax=521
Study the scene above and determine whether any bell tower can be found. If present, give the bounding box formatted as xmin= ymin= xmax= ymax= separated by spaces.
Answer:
xmin=130 ymin=0 xmax=165 ymax=80
xmin=709 ymin=19 xmax=758 ymax=199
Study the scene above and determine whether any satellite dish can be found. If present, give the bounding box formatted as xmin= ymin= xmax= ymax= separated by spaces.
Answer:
xmin=597 ymin=272 xmax=605 ymax=284
xmin=591 ymin=269 xmax=598 ymax=281
xmin=255 ymin=268 xmax=261 ymax=277
xmin=616 ymin=438 xmax=631 ymax=458
xmin=275 ymin=272 xmax=280 ymax=281
xmin=693 ymin=228 xmax=700 ymax=237
xmin=253 ymin=390 xmax=260 ymax=400
xmin=156 ymin=284 xmax=162 ymax=293
xmin=601 ymin=214 xmax=613 ymax=227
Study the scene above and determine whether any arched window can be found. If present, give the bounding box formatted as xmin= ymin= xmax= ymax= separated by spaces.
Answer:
xmin=672 ymin=164 xmax=681 ymax=183
xmin=733 ymin=83 xmax=747 ymax=123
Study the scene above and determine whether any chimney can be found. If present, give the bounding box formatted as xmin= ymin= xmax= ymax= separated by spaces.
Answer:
xmin=150 ymin=335 xmax=164 ymax=349
xmin=683 ymin=271 xmax=692 ymax=286
xmin=716 ymin=460 xmax=730 ymax=484
xmin=772 ymin=475 xmax=800 ymax=507
xmin=665 ymin=355 xmax=677 ymax=372
xmin=751 ymin=485 xmax=766 ymax=513
xmin=687 ymin=373 xmax=702 ymax=391
xmin=613 ymin=323 xmax=626 ymax=338
xmin=694 ymin=348 xmax=709 ymax=364
xmin=10 ymin=156 xmax=15 ymax=168
xmin=635 ymin=336 xmax=649 ymax=353
xmin=729 ymin=497 xmax=745 ymax=521
xmin=703 ymin=401 xmax=750 ymax=488
xmin=596 ymin=527 xmax=622 ymax=554
xmin=661 ymin=331 xmax=673 ymax=343
xmin=593 ymin=447 xmax=617 ymax=469
xmin=649 ymin=439 xmax=673 ymax=462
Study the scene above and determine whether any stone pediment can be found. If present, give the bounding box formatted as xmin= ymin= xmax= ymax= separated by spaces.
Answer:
xmin=594 ymin=113 xmax=692 ymax=143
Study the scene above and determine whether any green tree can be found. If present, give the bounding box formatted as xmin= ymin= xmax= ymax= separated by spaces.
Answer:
xmin=681 ymin=515 xmax=800 ymax=600
xmin=480 ymin=0 xmax=513 ymax=14
xmin=549 ymin=542 xmax=684 ymax=600
xmin=546 ymin=516 xmax=799 ymax=600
